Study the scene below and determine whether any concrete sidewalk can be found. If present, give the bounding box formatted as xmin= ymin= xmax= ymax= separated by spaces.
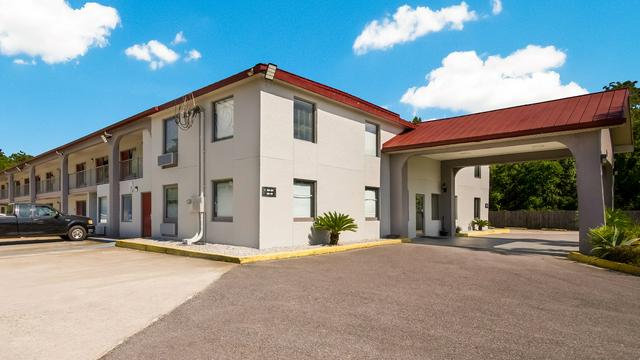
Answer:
xmin=0 ymin=241 xmax=235 ymax=360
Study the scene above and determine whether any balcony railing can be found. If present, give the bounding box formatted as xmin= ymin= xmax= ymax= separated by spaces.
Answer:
xmin=0 ymin=188 xmax=8 ymax=199
xmin=68 ymin=165 xmax=109 ymax=189
xmin=120 ymin=158 xmax=142 ymax=181
xmin=15 ymin=184 xmax=30 ymax=197
xmin=37 ymin=177 xmax=60 ymax=194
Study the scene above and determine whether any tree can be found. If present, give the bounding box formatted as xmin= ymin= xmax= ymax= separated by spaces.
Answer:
xmin=603 ymin=81 xmax=640 ymax=210
xmin=412 ymin=116 xmax=422 ymax=125
xmin=0 ymin=150 xmax=33 ymax=172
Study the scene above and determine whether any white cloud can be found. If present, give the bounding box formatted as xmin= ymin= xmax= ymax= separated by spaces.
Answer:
xmin=491 ymin=0 xmax=503 ymax=15
xmin=185 ymin=49 xmax=201 ymax=62
xmin=401 ymin=45 xmax=587 ymax=113
xmin=125 ymin=40 xmax=180 ymax=70
xmin=171 ymin=31 xmax=186 ymax=45
xmin=13 ymin=58 xmax=35 ymax=65
xmin=353 ymin=2 xmax=477 ymax=55
xmin=0 ymin=0 xmax=119 ymax=64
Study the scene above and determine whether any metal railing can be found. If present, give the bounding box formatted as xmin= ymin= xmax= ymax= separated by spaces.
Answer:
xmin=0 ymin=188 xmax=8 ymax=199
xmin=15 ymin=183 xmax=30 ymax=197
xmin=120 ymin=158 xmax=142 ymax=181
xmin=68 ymin=165 xmax=109 ymax=189
xmin=37 ymin=177 xmax=60 ymax=194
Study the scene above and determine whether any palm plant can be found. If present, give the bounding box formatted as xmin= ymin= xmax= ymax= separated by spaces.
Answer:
xmin=605 ymin=208 xmax=632 ymax=229
xmin=313 ymin=211 xmax=358 ymax=245
xmin=589 ymin=225 xmax=640 ymax=258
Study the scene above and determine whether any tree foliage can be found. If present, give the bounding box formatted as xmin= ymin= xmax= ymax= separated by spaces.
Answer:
xmin=490 ymin=80 xmax=639 ymax=211
xmin=0 ymin=150 xmax=33 ymax=172
xmin=412 ymin=116 xmax=422 ymax=125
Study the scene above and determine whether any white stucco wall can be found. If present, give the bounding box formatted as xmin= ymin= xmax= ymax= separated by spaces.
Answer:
xmin=407 ymin=156 xmax=442 ymax=237
xmin=455 ymin=166 xmax=490 ymax=231
xmin=258 ymin=80 xmax=405 ymax=248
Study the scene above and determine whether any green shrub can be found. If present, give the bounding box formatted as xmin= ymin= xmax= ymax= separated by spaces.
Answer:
xmin=605 ymin=208 xmax=633 ymax=229
xmin=589 ymin=225 xmax=640 ymax=258
xmin=313 ymin=211 xmax=358 ymax=246
xmin=605 ymin=246 xmax=640 ymax=266
xmin=471 ymin=218 xmax=490 ymax=230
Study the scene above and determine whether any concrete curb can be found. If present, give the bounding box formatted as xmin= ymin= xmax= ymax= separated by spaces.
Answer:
xmin=116 ymin=238 xmax=407 ymax=264
xmin=567 ymin=251 xmax=640 ymax=276
xmin=457 ymin=228 xmax=511 ymax=237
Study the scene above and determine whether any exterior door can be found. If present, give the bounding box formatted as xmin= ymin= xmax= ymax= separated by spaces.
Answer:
xmin=75 ymin=200 xmax=87 ymax=217
xmin=141 ymin=192 xmax=152 ymax=237
xmin=416 ymin=194 xmax=425 ymax=236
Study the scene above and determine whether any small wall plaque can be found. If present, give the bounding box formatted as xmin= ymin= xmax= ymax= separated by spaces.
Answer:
xmin=262 ymin=186 xmax=276 ymax=197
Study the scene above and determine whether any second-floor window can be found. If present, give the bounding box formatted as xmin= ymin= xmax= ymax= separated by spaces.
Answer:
xmin=164 ymin=118 xmax=178 ymax=154
xmin=294 ymin=98 xmax=315 ymax=142
xmin=474 ymin=165 xmax=481 ymax=178
xmin=365 ymin=121 xmax=379 ymax=156
xmin=213 ymin=97 xmax=234 ymax=141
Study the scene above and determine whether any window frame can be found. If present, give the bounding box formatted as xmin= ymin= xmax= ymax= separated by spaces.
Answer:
xmin=293 ymin=179 xmax=316 ymax=221
xmin=364 ymin=121 xmax=380 ymax=157
xmin=212 ymin=96 xmax=234 ymax=142
xmin=431 ymin=193 xmax=440 ymax=221
xmin=164 ymin=184 xmax=178 ymax=224
xmin=474 ymin=165 xmax=482 ymax=179
xmin=121 ymin=194 xmax=133 ymax=223
xmin=364 ymin=186 xmax=379 ymax=220
xmin=212 ymin=179 xmax=233 ymax=222
xmin=293 ymin=97 xmax=316 ymax=143
xmin=163 ymin=117 xmax=179 ymax=155
xmin=474 ymin=197 xmax=481 ymax=219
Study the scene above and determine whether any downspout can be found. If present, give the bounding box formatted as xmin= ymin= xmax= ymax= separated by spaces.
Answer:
xmin=183 ymin=108 xmax=205 ymax=245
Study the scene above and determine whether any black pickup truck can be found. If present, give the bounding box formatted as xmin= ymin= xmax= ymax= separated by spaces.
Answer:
xmin=0 ymin=203 xmax=94 ymax=240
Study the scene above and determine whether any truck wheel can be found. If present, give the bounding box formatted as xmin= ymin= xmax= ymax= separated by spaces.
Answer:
xmin=68 ymin=226 xmax=87 ymax=241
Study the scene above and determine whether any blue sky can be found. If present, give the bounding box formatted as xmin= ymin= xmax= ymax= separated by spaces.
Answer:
xmin=0 ymin=0 xmax=638 ymax=155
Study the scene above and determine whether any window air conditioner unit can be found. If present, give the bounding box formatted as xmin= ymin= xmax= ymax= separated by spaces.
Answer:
xmin=160 ymin=223 xmax=177 ymax=236
xmin=157 ymin=152 xmax=178 ymax=168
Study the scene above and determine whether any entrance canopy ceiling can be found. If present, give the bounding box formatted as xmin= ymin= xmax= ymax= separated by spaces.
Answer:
xmin=383 ymin=89 xmax=631 ymax=153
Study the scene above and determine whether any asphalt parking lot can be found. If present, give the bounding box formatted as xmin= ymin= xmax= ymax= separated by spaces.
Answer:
xmin=103 ymin=234 xmax=640 ymax=360
xmin=0 ymin=240 xmax=235 ymax=360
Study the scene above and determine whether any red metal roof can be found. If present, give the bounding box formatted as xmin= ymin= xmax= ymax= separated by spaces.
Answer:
xmin=383 ymin=89 xmax=630 ymax=152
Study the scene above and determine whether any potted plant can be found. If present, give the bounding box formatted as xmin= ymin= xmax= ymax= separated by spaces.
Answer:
xmin=471 ymin=218 xmax=490 ymax=230
xmin=313 ymin=211 xmax=358 ymax=245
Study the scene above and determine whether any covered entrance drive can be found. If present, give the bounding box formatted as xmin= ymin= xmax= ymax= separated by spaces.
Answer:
xmin=384 ymin=89 xmax=633 ymax=254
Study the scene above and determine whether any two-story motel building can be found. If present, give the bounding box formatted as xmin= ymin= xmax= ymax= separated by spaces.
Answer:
xmin=0 ymin=64 xmax=632 ymax=252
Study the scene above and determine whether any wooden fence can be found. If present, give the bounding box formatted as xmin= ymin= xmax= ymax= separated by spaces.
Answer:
xmin=489 ymin=210 xmax=640 ymax=230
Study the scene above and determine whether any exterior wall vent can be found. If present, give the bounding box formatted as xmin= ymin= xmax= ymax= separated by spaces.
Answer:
xmin=157 ymin=152 xmax=178 ymax=168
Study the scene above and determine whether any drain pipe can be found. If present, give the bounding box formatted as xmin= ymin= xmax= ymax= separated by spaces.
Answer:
xmin=183 ymin=107 xmax=205 ymax=245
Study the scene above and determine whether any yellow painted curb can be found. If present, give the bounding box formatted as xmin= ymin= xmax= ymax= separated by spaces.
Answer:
xmin=567 ymin=252 xmax=640 ymax=276
xmin=457 ymin=228 xmax=511 ymax=237
xmin=116 ymin=238 xmax=406 ymax=264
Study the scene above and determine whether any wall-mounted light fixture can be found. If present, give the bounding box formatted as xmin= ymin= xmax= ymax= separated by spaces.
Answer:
xmin=265 ymin=63 xmax=277 ymax=80
xmin=101 ymin=131 xmax=113 ymax=143
xmin=55 ymin=150 xmax=64 ymax=156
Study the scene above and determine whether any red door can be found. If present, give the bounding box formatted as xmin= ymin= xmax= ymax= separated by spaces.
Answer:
xmin=75 ymin=201 xmax=87 ymax=217
xmin=141 ymin=192 xmax=152 ymax=237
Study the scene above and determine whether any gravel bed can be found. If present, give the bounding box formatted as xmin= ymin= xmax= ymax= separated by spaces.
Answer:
xmin=131 ymin=238 xmax=387 ymax=257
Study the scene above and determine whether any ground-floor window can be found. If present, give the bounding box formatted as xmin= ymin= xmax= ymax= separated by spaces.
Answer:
xmin=98 ymin=196 xmax=108 ymax=223
xmin=212 ymin=179 xmax=233 ymax=221
xmin=164 ymin=185 xmax=178 ymax=223
xmin=431 ymin=193 xmax=440 ymax=220
xmin=122 ymin=194 xmax=132 ymax=222
xmin=364 ymin=187 xmax=379 ymax=220
xmin=293 ymin=179 xmax=315 ymax=219
xmin=474 ymin=197 xmax=481 ymax=219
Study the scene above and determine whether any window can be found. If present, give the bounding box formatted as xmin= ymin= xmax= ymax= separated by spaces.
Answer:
xmin=213 ymin=97 xmax=234 ymax=141
xmin=98 ymin=196 xmax=108 ymax=223
xmin=122 ymin=194 xmax=132 ymax=222
xmin=474 ymin=197 xmax=481 ymax=219
xmin=213 ymin=179 xmax=233 ymax=221
xmin=474 ymin=165 xmax=481 ymax=178
xmin=364 ymin=122 xmax=379 ymax=156
xmin=364 ymin=187 xmax=379 ymax=220
xmin=293 ymin=179 xmax=315 ymax=219
xmin=293 ymin=98 xmax=315 ymax=142
xmin=164 ymin=185 xmax=178 ymax=223
xmin=34 ymin=205 xmax=56 ymax=217
xmin=15 ymin=204 xmax=31 ymax=218
xmin=431 ymin=194 xmax=440 ymax=221
xmin=164 ymin=118 xmax=178 ymax=154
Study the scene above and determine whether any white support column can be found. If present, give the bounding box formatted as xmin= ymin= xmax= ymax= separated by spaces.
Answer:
xmin=439 ymin=162 xmax=459 ymax=237
xmin=108 ymin=136 xmax=121 ymax=238
xmin=389 ymin=154 xmax=411 ymax=237
xmin=60 ymin=155 xmax=69 ymax=213
xmin=29 ymin=166 xmax=36 ymax=202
